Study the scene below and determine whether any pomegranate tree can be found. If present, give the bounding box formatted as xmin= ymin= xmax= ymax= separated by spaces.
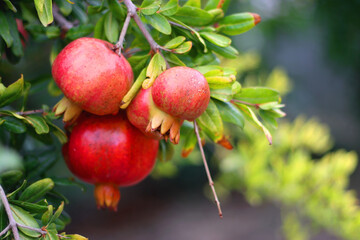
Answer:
xmin=63 ymin=113 xmax=159 ymax=210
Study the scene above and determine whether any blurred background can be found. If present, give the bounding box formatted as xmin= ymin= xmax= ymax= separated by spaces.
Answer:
xmin=1 ymin=0 xmax=360 ymax=239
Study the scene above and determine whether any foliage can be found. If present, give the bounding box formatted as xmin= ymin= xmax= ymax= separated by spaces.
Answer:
xmin=0 ymin=0 xmax=357 ymax=240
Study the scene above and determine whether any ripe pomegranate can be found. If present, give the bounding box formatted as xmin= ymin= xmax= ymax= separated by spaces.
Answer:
xmin=152 ymin=66 xmax=210 ymax=121
xmin=127 ymin=67 xmax=210 ymax=144
xmin=63 ymin=113 xmax=159 ymax=211
xmin=52 ymin=37 xmax=133 ymax=116
xmin=126 ymin=87 xmax=183 ymax=144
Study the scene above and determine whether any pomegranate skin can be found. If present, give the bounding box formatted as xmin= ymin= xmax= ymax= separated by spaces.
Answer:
xmin=52 ymin=37 xmax=133 ymax=115
xmin=152 ymin=66 xmax=210 ymax=121
xmin=64 ymin=113 xmax=159 ymax=186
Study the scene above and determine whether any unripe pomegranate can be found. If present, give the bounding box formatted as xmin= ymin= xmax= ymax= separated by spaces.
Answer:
xmin=63 ymin=113 xmax=159 ymax=211
xmin=126 ymin=87 xmax=183 ymax=144
xmin=52 ymin=37 xmax=133 ymax=116
xmin=152 ymin=66 xmax=210 ymax=121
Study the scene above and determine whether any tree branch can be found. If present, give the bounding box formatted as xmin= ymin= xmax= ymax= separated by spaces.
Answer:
xmin=114 ymin=12 xmax=132 ymax=55
xmin=123 ymin=0 xmax=160 ymax=53
xmin=0 ymin=109 xmax=44 ymax=118
xmin=194 ymin=120 xmax=223 ymax=218
xmin=53 ymin=5 xmax=74 ymax=30
xmin=0 ymin=185 xmax=21 ymax=240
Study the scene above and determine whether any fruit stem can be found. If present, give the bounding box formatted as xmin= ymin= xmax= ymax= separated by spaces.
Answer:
xmin=193 ymin=120 xmax=223 ymax=219
xmin=114 ymin=12 xmax=132 ymax=55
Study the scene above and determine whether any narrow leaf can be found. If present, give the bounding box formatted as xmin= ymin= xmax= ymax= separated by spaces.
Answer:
xmin=145 ymin=13 xmax=172 ymax=35
xmin=10 ymin=204 xmax=41 ymax=238
xmin=104 ymin=12 xmax=120 ymax=43
xmin=159 ymin=0 xmax=179 ymax=16
xmin=200 ymin=31 xmax=231 ymax=47
xmin=19 ymin=178 xmax=55 ymax=202
xmin=34 ymin=0 xmax=54 ymax=26
xmin=0 ymin=10 xmax=13 ymax=47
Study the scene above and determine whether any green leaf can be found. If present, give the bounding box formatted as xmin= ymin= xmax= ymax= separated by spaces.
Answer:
xmin=259 ymin=109 xmax=278 ymax=128
xmin=164 ymin=36 xmax=186 ymax=49
xmin=214 ymin=100 xmax=244 ymax=128
xmin=24 ymin=115 xmax=49 ymax=134
xmin=10 ymin=204 xmax=41 ymax=238
xmin=181 ymin=130 xmax=198 ymax=158
xmin=6 ymin=15 xmax=23 ymax=57
xmin=108 ymin=0 xmax=126 ymax=20
xmin=158 ymin=140 xmax=174 ymax=162
xmin=51 ymin=177 xmax=86 ymax=191
xmin=145 ymin=13 xmax=172 ymax=35
xmin=197 ymin=99 xmax=224 ymax=143
xmin=54 ymin=0 xmax=72 ymax=16
xmin=0 ymin=170 xmax=23 ymax=186
xmin=0 ymin=75 xmax=24 ymax=107
xmin=45 ymin=120 xmax=68 ymax=144
xmin=238 ymin=104 xmax=272 ymax=144
xmin=6 ymin=180 xmax=27 ymax=199
xmin=48 ymin=202 xmax=64 ymax=225
xmin=159 ymin=0 xmax=179 ymax=16
xmin=127 ymin=55 xmax=151 ymax=78
xmin=217 ymin=12 xmax=257 ymax=36
xmin=140 ymin=0 xmax=161 ymax=15
xmin=45 ymin=26 xmax=61 ymax=39
xmin=210 ymin=82 xmax=240 ymax=102
xmin=19 ymin=178 xmax=55 ymax=202
xmin=207 ymin=8 xmax=224 ymax=22
xmin=41 ymin=205 xmax=53 ymax=226
xmin=9 ymin=200 xmax=48 ymax=214
xmin=66 ymin=24 xmax=94 ymax=41
xmin=45 ymin=226 xmax=58 ymax=240
xmin=34 ymin=0 xmax=54 ymax=27
xmin=200 ymin=31 xmax=231 ymax=47
xmin=167 ymin=16 xmax=207 ymax=52
xmin=143 ymin=53 xmax=166 ymax=89
xmin=1 ymin=116 xmax=27 ymax=133
xmin=185 ymin=0 xmax=201 ymax=8
xmin=173 ymin=41 xmax=192 ymax=54
xmin=3 ymin=0 xmax=17 ymax=12
xmin=94 ymin=13 xmax=106 ymax=39
xmin=104 ymin=12 xmax=120 ymax=43
xmin=72 ymin=5 xmax=88 ymax=24
xmin=49 ymin=39 xmax=62 ymax=65
xmin=207 ymin=41 xmax=238 ymax=58
xmin=233 ymin=87 xmax=280 ymax=104
xmin=165 ymin=53 xmax=186 ymax=67
xmin=173 ymin=6 xmax=214 ymax=26
xmin=63 ymin=234 xmax=89 ymax=240
xmin=0 ymin=10 xmax=13 ymax=47
xmin=0 ymin=206 xmax=8 ymax=236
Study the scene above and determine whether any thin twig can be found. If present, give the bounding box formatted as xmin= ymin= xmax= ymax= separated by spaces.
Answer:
xmin=123 ymin=0 xmax=160 ymax=52
xmin=0 ymin=225 xmax=10 ymax=237
xmin=194 ymin=120 xmax=223 ymax=218
xmin=53 ymin=5 xmax=74 ymax=30
xmin=17 ymin=224 xmax=46 ymax=235
xmin=0 ymin=185 xmax=21 ymax=240
xmin=0 ymin=109 xmax=44 ymax=117
xmin=114 ymin=12 xmax=132 ymax=55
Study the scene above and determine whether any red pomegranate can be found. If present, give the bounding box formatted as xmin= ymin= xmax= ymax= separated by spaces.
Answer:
xmin=52 ymin=37 xmax=133 ymax=116
xmin=63 ymin=113 xmax=159 ymax=211
xmin=152 ymin=66 xmax=210 ymax=121
xmin=126 ymin=67 xmax=210 ymax=144
xmin=126 ymin=87 xmax=183 ymax=144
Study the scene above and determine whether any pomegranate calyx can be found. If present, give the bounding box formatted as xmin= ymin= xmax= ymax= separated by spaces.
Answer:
xmin=53 ymin=97 xmax=82 ymax=124
xmin=146 ymin=108 xmax=183 ymax=144
xmin=94 ymin=183 xmax=121 ymax=211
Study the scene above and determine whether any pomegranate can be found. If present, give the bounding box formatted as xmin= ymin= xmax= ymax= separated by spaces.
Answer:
xmin=126 ymin=67 xmax=210 ymax=144
xmin=63 ymin=113 xmax=159 ymax=211
xmin=52 ymin=37 xmax=133 ymax=116
xmin=126 ymin=87 xmax=183 ymax=144
xmin=152 ymin=66 xmax=210 ymax=121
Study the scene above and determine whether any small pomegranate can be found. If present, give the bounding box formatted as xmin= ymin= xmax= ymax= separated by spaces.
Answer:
xmin=63 ymin=113 xmax=159 ymax=211
xmin=126 ymin=87 xmax=183 ymax=143
xmin=127 ymin=66 xmax=210 ymax=144
xmin=152 ymin=66 xmax=210 ymax=121
xmin=52 ymin=37 xmax=133 ymax=116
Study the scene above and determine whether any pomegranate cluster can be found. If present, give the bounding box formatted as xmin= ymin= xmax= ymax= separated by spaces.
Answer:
xmin=52 ymin=37 xmax=210 ymax=210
